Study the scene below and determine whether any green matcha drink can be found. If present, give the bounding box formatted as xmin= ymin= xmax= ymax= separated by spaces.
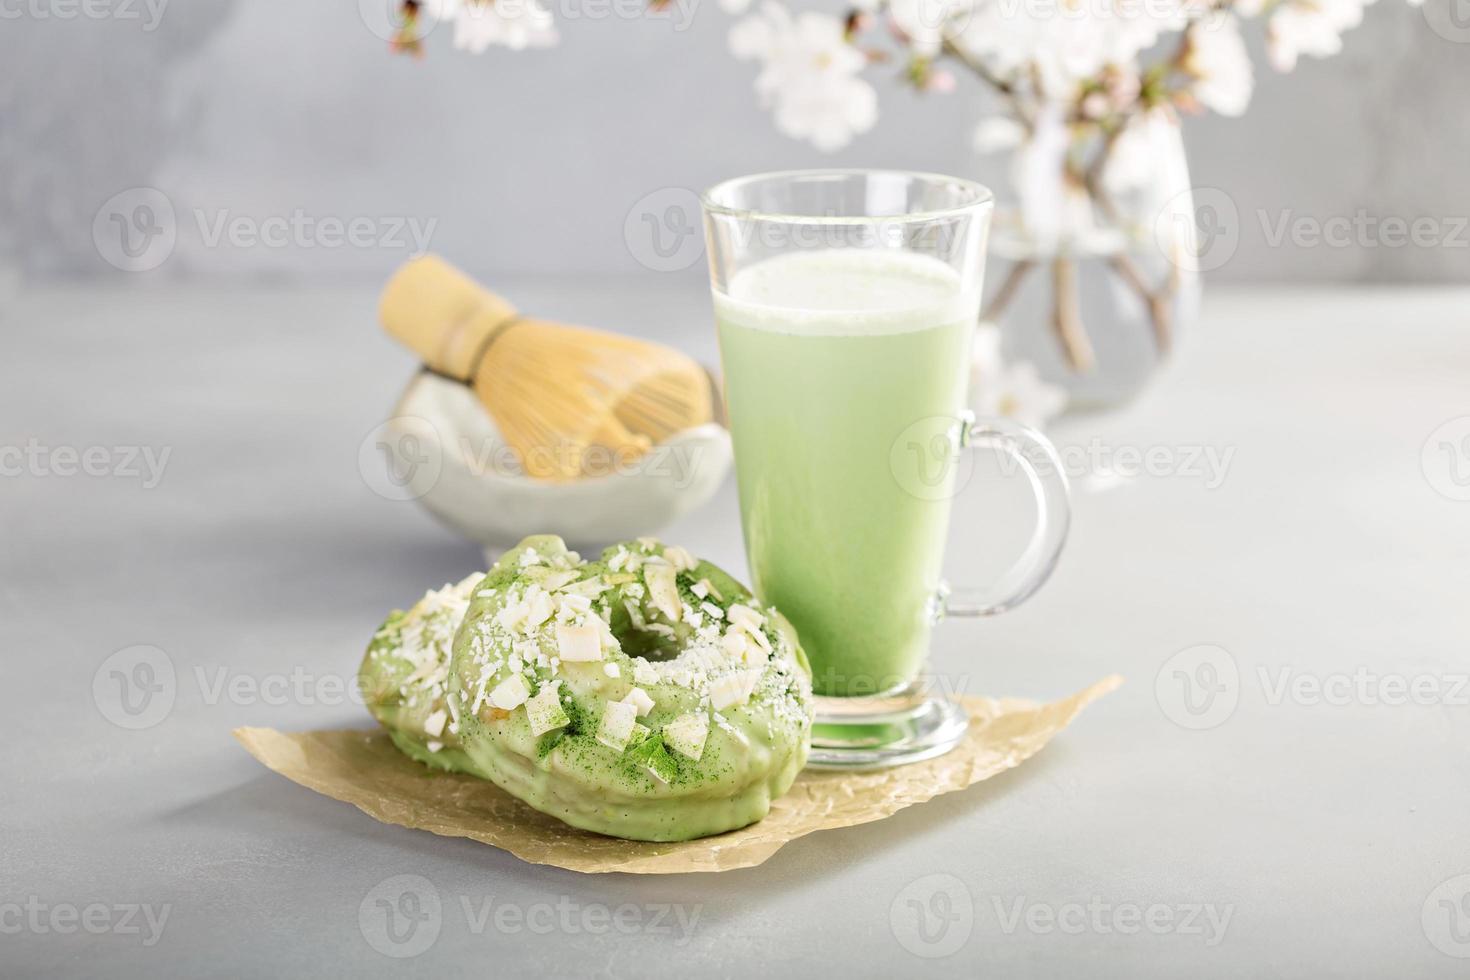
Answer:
xmin=714 ymin=249 xmax=978 ymax=697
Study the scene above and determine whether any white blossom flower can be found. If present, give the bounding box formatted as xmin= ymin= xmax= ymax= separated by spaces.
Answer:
xmin=729 ymin=2 xmax=878 ymax=151
xmin=1184 ymin=15 xmax=1253 ymax=116
xmin=971 ymin=325 xmax=1068 ymax=429
xmin=1009 ymin=103 xmax=1069 ymax=249
xmin=1102 ymin=109 xmax=1180 ymax=196
xmin=999 ymin=104 xmax=1122 ymax=257
xmin=421 ymin=0 xmax=462 ymax=20
xmin=971 ymin=321 xmax=1005 ymax=379
xmin=445 ymin=0 xmax=559 ymax=53
xmin=888 ymin=0 xmax=972 ymax=57
xmin=972 ymin=116 xmax=1024 ymax=154
xmin=952 ymin=0 xmax=1191 ymax=97
xmin=1262 ymin=0 xmax=1372 ymax=72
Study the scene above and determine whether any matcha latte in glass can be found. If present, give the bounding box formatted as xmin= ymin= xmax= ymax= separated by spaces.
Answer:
xmin=702 ymin=171 xmax=1072 ymax=768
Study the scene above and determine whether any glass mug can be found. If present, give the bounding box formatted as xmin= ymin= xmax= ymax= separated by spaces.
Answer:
xmin=701 ymin=170 xmax=1071 ymax=767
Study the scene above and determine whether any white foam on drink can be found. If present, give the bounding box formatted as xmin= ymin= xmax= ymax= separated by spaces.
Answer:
xmin=714 ymin=249 xmax=976 ymax=336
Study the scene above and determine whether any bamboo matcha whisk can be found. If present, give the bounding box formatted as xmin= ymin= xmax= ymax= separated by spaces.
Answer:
xmin=380 ymin=255 xmax=714 ymax=482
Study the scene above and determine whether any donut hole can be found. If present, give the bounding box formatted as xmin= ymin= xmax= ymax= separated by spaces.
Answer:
xmin=607 ymin=602 xmax=690 ymax=663
xmin=616 ymin=623 xmax=686 ymax=663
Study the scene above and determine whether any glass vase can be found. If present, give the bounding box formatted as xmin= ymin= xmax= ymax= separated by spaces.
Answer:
xmin=982 ymin=113 xmax=1202 ymax=410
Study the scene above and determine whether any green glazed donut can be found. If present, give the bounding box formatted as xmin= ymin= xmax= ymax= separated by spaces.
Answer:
xmin=358 ymin=572 xmax=488 ymax=778
xmin=358 ymin=535 xmax=814 ymax=842
xmin=451 ymin=535 xmax=814 ymax=841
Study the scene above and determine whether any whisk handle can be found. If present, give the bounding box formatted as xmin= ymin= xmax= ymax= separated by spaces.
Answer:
xmin=380 ymin=255 xmax=519 ymax=380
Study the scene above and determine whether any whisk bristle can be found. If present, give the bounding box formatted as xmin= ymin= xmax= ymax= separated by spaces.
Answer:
xmin=474 ymin=319 xmax=712 ymax=481
xmin=381 ymin=255 xmax=714 ymax=482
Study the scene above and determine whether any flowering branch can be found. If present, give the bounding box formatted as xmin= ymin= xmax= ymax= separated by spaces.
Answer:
xmin=920 ymin=8 xmax=1233 ymax=367
xmin=389 ymin=0 xmax=1419 ymax=377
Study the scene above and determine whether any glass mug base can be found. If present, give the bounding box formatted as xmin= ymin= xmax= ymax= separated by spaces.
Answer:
xmin=807 ymin=679 xmax=969 ymax=769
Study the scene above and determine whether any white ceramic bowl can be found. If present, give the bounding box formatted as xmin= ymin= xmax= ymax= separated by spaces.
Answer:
xmin=387 ymin=372 xmax=732 ymax=557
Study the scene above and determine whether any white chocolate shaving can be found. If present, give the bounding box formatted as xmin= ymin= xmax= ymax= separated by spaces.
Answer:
xmin=596 ymin=699 xmax=638 ymax=751
xmin=488 ymin=674 xmax=530 ymax=710
xmin=709 ymin=670 xmax=762 ymax=711
xmin=662 ymin=711 xmax=710 ymax=761
xmin=664 ymin=545 xmax=697 ymax=572
xmin=622 ymin=687 xmax=655 ymax=716
xmin=643 ymin=563 xmax=681 ymax=622
xmin=555 ymin=621 xmax=604 ymax=662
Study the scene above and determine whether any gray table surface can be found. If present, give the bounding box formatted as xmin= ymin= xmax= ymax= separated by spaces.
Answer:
xmin=5 ymin=280 xmax=1470 ymax=978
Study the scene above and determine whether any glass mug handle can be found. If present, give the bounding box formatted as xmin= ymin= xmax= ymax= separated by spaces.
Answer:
xmin=938 ymin=412 xmax=1072 ymax=618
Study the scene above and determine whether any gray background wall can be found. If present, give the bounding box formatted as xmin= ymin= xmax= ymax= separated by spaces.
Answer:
xmin=2 ymin=0 xmax=1465 ymax=285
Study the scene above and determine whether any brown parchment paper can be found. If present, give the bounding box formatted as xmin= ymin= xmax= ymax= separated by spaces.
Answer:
xmin=234 ymin=675 xmax=1121 ymax=875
